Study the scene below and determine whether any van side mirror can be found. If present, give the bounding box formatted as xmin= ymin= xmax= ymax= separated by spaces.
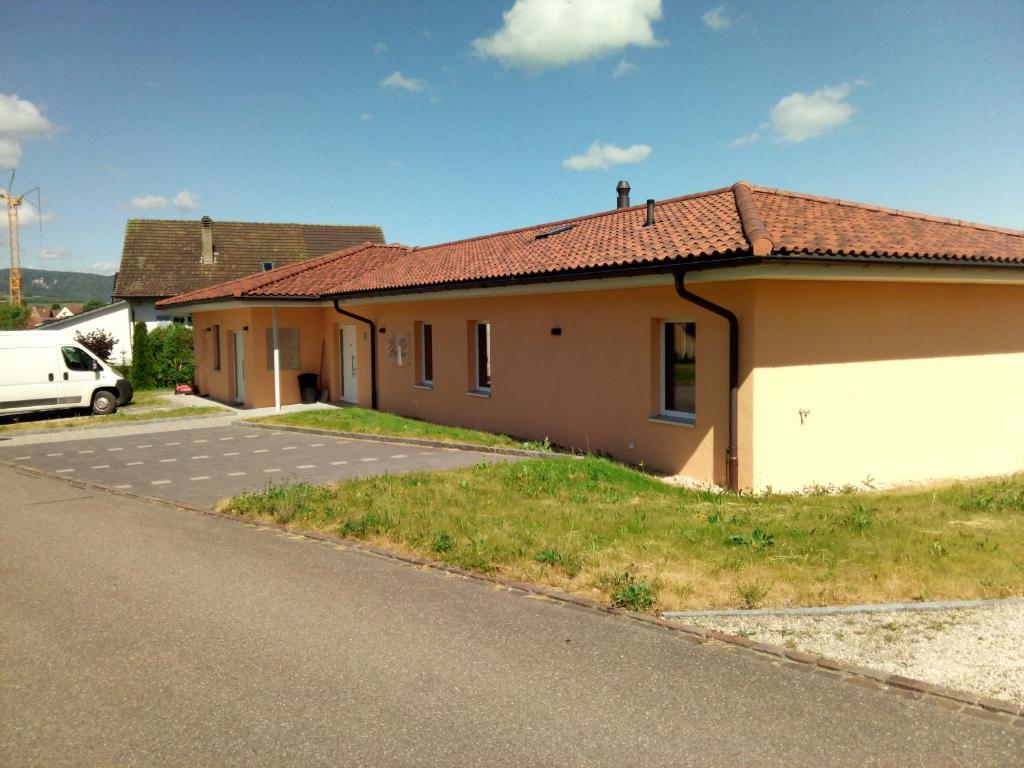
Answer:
xmin=92 ymin=360 xmax=102 ymax=372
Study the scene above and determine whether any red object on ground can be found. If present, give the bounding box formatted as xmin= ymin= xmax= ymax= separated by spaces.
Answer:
xmin=175 ymin=384 xmax=195 ymax=395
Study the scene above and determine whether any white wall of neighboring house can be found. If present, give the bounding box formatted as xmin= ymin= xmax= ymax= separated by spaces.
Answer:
xmin=128 ymin=299 xmax=192 ymax=331
xmin=43 ymin=301 xmax=134 ymax=364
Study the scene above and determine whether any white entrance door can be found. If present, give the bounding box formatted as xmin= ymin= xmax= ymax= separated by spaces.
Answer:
xmin=233 ymin=331 xmax=245 ymax=403
xmin=341 ymin=325 xmax=358 ymax=404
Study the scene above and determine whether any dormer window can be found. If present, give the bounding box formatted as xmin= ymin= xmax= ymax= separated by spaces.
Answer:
xmin=263 ymin=262 xmax=274 ymax=271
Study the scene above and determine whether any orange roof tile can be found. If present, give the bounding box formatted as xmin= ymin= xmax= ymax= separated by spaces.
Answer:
xmin=158 ymin=182 xmax=1023 ymax=308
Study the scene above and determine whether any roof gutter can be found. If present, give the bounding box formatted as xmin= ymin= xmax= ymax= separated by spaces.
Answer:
xmin=332 ymin=300 xmax=377 ymax=410
xmin=673 ymin=269 xmax=740 ymax=492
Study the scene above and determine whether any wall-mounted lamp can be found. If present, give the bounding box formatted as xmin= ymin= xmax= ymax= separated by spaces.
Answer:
xmin=205 ymin=327 xmax=211 ymax=332
xmin=550 ymin=327 xmax=562 ymax=336
xmin=242 ymin=325 xmax=249 ymax=331
xmin=378 ymin=327 xmax=386 ymax=334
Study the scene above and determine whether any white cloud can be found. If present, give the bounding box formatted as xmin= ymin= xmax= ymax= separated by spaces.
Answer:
xmin=103 ymin=162 xmax=127 ymax=177
xmin=0 ymin=93 xmax=55 ymax=168
xmin=379 ymin=71 xmax=428 ymax=93
xmin=372 ymin=41 xmax=389 ymax=55
xmin=562 ymin=141 xmax=651 ymax=171
xmin=0 ymin=200 xmax=54 ymax=229
xmin=729 ymin=132 xmax=760 ymax=148
xmin=173 ymin=190 xmax=201 ymax=213
xmin=40 ymin=246 xmax=71 ymax=260
xmin=770 ymin=82 xmax=860 ymax=143
xmin=386 ymin=159 xmax=406 ymax=169
xmin=612 ymin=59 xmax=640 ymax=78
xmin=90 ymin=261 xmax=118 ymax=275
xmin=473 ymin=0 xmax=663 ymax=72
xmin=122 ymin=195 xmax=168 ymax=210
xmin=702 ymin=7 xmax=733 ymax=31
xmin=360 ymin=112 xmax=372 ymax=121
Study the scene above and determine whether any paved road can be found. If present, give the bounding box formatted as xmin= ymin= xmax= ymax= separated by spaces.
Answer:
xmin=0 ymin=423 xmax=512 ymax=507
xmin=2 ymin=467 xmax=1020 ymax=767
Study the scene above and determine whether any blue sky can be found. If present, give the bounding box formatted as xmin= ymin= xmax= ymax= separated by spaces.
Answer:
xmin=2 ymin=0 xmax=1022 ymax=276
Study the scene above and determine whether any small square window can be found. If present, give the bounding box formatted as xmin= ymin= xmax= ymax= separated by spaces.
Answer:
xmin=662 ymin=321 xmax=695 ymax=419
xmin=262 ymin=262 xmax=274 ymax=272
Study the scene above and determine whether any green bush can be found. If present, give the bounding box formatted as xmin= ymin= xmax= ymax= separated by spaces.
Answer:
xmin=130 ymin=322 xmax=155 ymax=389
xmin=0 ymin=302 xmax=29 ymax=330
xmin=149 ymin=324 xmax=194 ymax=386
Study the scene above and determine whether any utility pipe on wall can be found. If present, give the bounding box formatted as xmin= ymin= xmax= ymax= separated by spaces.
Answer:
xmin=272 ymin=305 xmax=281 ymax=413
xmin=332 ymin=300 xmax=378 ymax=410
xmin=673 ymin=271 xmax=739 ymax=492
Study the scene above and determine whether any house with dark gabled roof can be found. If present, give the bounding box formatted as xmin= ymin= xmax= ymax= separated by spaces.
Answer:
xmin=158 ymin=182 xmax=1024 ymax=492
xmin=112 ymin=216 xmax=385 ymax=329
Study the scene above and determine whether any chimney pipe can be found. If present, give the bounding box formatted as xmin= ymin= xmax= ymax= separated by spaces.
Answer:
xmin=616 ymin=180 xmax=631 ymax=209
xmin=645 ymin=199 xmax=656 ymax=227
xmin=200 ymin=216 xmax=214 ymax=265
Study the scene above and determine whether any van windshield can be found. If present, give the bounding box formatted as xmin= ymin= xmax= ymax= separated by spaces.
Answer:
xmin=62 ymin=346 xmax=97 ymax=372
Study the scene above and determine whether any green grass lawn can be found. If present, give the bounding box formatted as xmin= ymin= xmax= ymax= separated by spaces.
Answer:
xmin=219 ymin=456 xmax=1024 ymax=612
xmin=246 ymin=407 xmax=544 ymax=450
xmin=0 ymin=390 xmax=226 ymax=434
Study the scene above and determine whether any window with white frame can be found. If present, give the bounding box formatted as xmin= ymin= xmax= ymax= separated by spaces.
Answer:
xmin=662 ymin=321 xmax=696 ymax=419
xmin=474 ymin=321 xmax=491 ymax=392
xmin=419 ymin=322 xmax=433 ymax=386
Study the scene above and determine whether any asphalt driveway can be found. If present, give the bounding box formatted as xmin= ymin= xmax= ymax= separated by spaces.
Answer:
xmin=0 ymin=423 xmax=513 ymax=507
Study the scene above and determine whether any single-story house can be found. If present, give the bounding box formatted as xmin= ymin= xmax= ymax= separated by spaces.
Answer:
xmin=157 ymin=182 xmax=1023 ymax=492
xmin=113 ymin=216 xmax=386 ymax=329
xmin=42 ymin=299 xmax=133 ymax=363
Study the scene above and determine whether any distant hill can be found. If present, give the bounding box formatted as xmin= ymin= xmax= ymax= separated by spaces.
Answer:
xmin=0 ymin=268 xmax=115 ymax=303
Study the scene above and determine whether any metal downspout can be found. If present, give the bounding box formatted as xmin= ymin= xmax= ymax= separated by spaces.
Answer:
xmin=673 ymin=271 xmax=739 ymax=492
xmin=332 ymin=300 xmax=378 ymax=410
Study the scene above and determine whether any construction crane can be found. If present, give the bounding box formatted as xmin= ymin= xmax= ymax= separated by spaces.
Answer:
xmin=1 ymin=188 xmax=24 ymax=305
xmin=2 ymin=171 xmax=41 ymax=306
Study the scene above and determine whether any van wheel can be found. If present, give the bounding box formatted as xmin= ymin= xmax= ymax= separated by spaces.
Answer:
xmin=91 ymin=391 xmax=117 ymax=416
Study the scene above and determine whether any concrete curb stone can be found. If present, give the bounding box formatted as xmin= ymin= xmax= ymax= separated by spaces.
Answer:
xmin=5 ymin=457 xmax=1022 ymax=729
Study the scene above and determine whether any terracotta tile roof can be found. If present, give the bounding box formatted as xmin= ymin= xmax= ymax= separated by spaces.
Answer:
xmin=113 ymin=219 xmax=386 ymax=298
xmin=158 ymin=182 xmax=1023 ymax=308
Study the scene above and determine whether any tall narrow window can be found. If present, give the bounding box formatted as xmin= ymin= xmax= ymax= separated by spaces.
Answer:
xmin=212 ymin=325 xmax=221 ymax=370
xmin=421 ymin=323 xmax=433 ymax=385
xmin=662 ymin=321 xmax=695 ymax=419
xmin=475 ymin=321 xmax=491 ymax=391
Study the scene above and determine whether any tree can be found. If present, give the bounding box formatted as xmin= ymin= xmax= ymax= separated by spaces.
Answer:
xmin=130 ymin=322 xmax=155 ymax=389
xmin=74 ymin=329 xmax=118 ymax=362
xmin=0 ymin=303 xmax=30 ymax=330
xmin=83 ymin=298 xmax=104 ymax=311
xmin=149 ymin=324 xmax=194 ymax=386
xmin=50 ymin=302 xmax=61 ymax=311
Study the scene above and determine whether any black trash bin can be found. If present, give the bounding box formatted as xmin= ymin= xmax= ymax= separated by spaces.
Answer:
xmin=297 ymin=373 xmax=319 ymax=404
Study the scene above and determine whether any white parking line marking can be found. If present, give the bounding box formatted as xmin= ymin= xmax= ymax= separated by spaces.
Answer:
xmin=77 ymin=450 xmax=94 ymax=454
xmin=113 ymin=484 xmax=131 ymax=489
xmin=14 ymin=455 xmax=30 ymax=460
xmin=360 ymin=457 xmax=379 ymax=463
xmin=296 ymin=464 xmax=316 ymax=469
xmin=262 ymin=468 xmax=281 ymax=473
xmin=192 ymin=455 xmax=209 ymax=460
xmin=219 ymin=437 xmax=234 ymax=441
xmin=151 ymin=480 xmax=171 ymax=485
xmin=137 ymin=444 xmax=152 ymax=449
xmin=56 ymin=468 xmax=74 ymax=473
xmin=227 ymin=471 xmax=246 ymax=477
xmin=390 ymin=454 xmax=408 ymax=459
xmin=165 ymin=442 xmax=181 ymax=446
xmin=126 ymin=461 xmax=143 ymax=466
xmin=223 ymin=452 xmax=240 ymax=457
xmin=282 ymin=446 xmax=297 ymax=451
xmin=193 ymin=439 xmax=208 ymax=444
xmin=252 ymin=449 xmax=269 ymax=454
xmin=190 ymin=475 xmax=210 ymax=481
xmin=310 ymin=443 xmax=325 ymax=447
xmin=108 ymin=447 xmax=123 ymax=452
xmin=46 ymin=453 xmax=63 ymax=457
xmin=330 ymin=460 xmax=348 ymax=466
xmin=91 ymin=464 xmax=110 ymax=470
xmin=159 ymin=458 xmax=177 ymax=463
xmin=244 ymin=434 xmax=258 ymax=439
xmin=417 ymin=451 xmax=434 ymax=456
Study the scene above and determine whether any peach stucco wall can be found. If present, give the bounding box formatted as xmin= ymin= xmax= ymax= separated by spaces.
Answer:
xmin=748 ymin=281 xmax=1024 ymax=491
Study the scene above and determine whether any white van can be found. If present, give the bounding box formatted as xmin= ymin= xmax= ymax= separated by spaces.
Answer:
xmin=0 ymin=331 xmax=133 ymax=417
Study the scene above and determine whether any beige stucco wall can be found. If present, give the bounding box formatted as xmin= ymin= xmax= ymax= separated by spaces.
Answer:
xmin=748 ymin=281 xmax=1024 ymax=491
xmin=344 ymin=283 xmax=752 ymax=487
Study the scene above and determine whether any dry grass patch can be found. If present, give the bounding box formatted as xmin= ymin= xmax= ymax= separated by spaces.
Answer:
xmin=219 ymin=458 xmax=1024 ymax=612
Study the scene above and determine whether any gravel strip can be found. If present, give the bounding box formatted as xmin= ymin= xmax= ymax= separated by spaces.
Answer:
xmin=677 ymin=604 xmax=1024 ymax=705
